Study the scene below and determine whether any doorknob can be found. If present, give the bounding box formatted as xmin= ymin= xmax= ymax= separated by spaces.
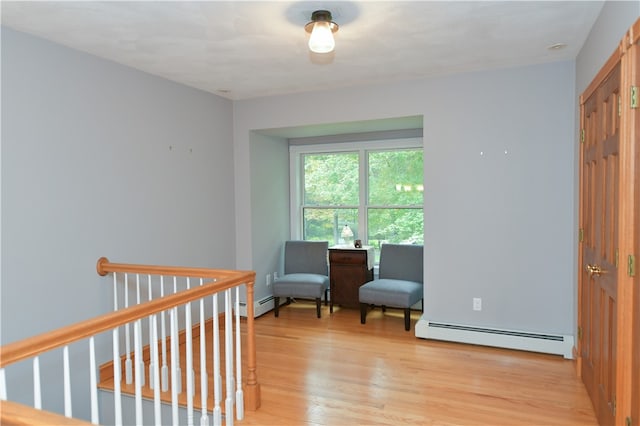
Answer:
xmin=586 ymin=264 xmax=604 ymax=276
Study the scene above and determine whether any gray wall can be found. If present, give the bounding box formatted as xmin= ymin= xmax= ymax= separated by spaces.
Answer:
xmin=1 ymin=27 xmax=235 ymax=419
xmin=234 ymin=60 xmax=577 ymax=335
xmin=249 ymin=131 xmax=290 ymax=302
xmin=423 ymin=62 xmax=576 ymax=332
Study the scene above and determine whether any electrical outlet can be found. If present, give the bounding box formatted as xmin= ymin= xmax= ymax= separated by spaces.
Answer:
xmin=473 ymin=297 xmax=482 ymax=311
xmin=273 ymin=272 xmax=278 ymax=281
xmin=266 ymin=273 xmax=272 ymax=287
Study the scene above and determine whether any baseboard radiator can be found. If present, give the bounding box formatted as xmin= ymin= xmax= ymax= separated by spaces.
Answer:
xmin=239 ymin=295 xmax=283 ymax=318
xmin=415 ymin=320 xmax=574 ymax=359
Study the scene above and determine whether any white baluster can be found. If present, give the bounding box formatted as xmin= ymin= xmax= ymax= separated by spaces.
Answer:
xmin=112 ymin=327 xmax=123 ymax=426
xmin=124 ymin=274 xmax=133 ymax=385
xmin=0 ymin=368 xmax=6 ymax=400
xmin=134 ymin=319 xmax=143 ymax=425
xmin=112 ymin=271 xmax=123 ymax=425
xmin=200 ymin=278 xmax=209 ymax=426
xmin=212 ymin=294 xmax=222 ymax=426
xmin=225 ymin=290 xmax=234 ymax=426
xmin=186 ymin=279 xmax=195 ymax=426
xmin=33 ymin=356 xmax=41 ymax=409
xmin=148 ymin=274 xmax=156 ymax=390
xmin=173 ymin=276 xmax=182 ymax=394
xmin=63 ymin=345 xmax=72 ymax=417
xmin=113 ymin=272 xmax=119 ymax=311
xmin=170 ymin=307 xmax=179 ymax=425
xmin=160 ymin=276 xmax=169 ymax=392
xmin=135 ymin=274 xmax=145 ymax=387
xmin=234 ymin=287 xmax=244 ymax=420
xmin=112 ymin=270 xmax=127 ymax=422
xmin=151 ymin=313 xmax=162 ymax=426
xmin=89 ymin=337 xmax=99 ymax=424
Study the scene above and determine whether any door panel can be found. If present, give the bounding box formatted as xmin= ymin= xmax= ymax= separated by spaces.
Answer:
xmin=581 ymin=90 xmax=597 ymax=396
xmin=580 ymin=19 xmax=640 ymax=426
xmin=580 ymin=62 xmax=620 ymax=426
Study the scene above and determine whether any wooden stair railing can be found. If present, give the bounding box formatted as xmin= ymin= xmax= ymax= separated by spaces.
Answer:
xmin=0 ymin=400 xmax=92 ymax=425
xmin=0 ymin=258 xmax=260 ymax=425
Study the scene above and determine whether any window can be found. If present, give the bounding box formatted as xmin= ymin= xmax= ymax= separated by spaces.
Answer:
xmin=290 ymin=138 xmax=423 ymax=262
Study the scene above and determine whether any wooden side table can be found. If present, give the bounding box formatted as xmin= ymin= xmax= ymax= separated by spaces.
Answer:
xmin=329 ymin=246 xmax=374 ymax=309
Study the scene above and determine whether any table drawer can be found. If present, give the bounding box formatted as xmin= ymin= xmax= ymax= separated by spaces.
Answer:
xmin=329 ymin=250 xmax=366 ymax=265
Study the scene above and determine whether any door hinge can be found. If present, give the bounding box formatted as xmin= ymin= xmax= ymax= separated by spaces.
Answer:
xmin=632 ymin=86 xmax=638 ymax=109
xmin=580 ymin=128 xmax=585 ymax=143
xmin=626 ymin=416 xmax=632 ymax=426
xmin=629 ymin=255 xmax=636 ymax=277
xmin=615 ymin=249 xmax=619 ymax=268
xmin=579 ymin=228 xmax=584 ymax=242
xmin=577 ymin=326 xmax=582 ymax=340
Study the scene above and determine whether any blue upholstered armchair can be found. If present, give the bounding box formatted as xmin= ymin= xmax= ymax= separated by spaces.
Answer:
xmin=272 ymin=240 xmax=330 ymax=318
xmin=359 ymin=243 xmax=424 ymax=330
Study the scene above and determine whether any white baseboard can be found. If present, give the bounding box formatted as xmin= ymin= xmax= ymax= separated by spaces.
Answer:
xmin=415 ymin=316 xmax=574 ymax=359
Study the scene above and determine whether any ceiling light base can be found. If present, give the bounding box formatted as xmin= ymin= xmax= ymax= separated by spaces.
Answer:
xmin=305 ymin=10 xmax=339 ymax=34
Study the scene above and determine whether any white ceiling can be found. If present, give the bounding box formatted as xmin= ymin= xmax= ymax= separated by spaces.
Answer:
xmin=1 ymin=1 xmax=604 ymax=101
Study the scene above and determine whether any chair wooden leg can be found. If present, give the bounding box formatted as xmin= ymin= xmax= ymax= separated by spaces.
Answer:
xmin=274 ymin=297 xmax=280 ymax=317
xmin=315 ymin=298 xmax=322 ymax=318
xmin=360 ymin=303 xmax=367 ymax=324
xmin=404 ymin=308 xmax=410 ymax=331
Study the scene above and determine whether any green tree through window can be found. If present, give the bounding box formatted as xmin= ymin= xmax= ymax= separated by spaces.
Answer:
xmin=367 ymin=150 xmax=424 ymax=258
xmin=300 ymin=146 xmax=423 ymax=261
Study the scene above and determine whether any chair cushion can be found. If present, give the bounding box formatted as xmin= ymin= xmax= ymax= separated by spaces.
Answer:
xmin=359 ymin=279 xmax=423 ymax=308
xmin=284 ymin=241 xmax=329 ymax=276
xmin=379 ymin=244 xmax=423 ymax=283
xmin=273 ymin=273 xmax=329 ymax=299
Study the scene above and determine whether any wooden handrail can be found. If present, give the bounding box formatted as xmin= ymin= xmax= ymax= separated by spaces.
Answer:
xmin=96 ymin=256 xmax=246 ymax=279
xmin=1 ymin=260 xmax=256 ymax=368
xmin=0 ymin=400 xmax=91 ymax=425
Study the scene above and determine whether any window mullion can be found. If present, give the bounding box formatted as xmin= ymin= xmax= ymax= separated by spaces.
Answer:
xmin=359 ymin=149 xmax=368 ymax=244
xmin=290 ymin=151 xmax=302 ymax=239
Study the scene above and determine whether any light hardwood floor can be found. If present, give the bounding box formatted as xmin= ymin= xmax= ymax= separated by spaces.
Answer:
xmin=240 ymin=300 xmax=597 ymax=426
xmin=101 ymin=299 xmax=598 ymax=425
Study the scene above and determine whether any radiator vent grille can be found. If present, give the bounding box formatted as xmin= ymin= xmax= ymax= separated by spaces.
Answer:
xmin=428 ymin=322 xmax=564 ymax=341
xmin=238 ymin=296 xmax=278 ymax=318
xmin=239 ymin=296 xmax=274 ymax=307
xmin=258 ymin=296 xmax=274 ymax=305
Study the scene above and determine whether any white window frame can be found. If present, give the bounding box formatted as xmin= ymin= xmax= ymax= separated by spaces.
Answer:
xmin=289 ymin=137 xmax=423 ymax=241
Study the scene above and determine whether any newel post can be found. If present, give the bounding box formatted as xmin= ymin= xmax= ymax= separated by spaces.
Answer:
xmin=243 ymin=280 xmax=261 ymax=410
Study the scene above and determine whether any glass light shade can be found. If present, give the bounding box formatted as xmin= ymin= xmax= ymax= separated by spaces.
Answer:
xmin=308 ymin=22 xmax=335 ymax=53
xmin=341 ymin=224 xmax=354 ymax=239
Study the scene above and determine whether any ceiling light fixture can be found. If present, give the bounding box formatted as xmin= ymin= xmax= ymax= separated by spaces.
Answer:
xmin=305 ymin=10 xmax=339 ymax=54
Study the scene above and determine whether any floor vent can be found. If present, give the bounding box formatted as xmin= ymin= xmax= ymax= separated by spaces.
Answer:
xmin=415 ymin=319 xmax=574 ymax=359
